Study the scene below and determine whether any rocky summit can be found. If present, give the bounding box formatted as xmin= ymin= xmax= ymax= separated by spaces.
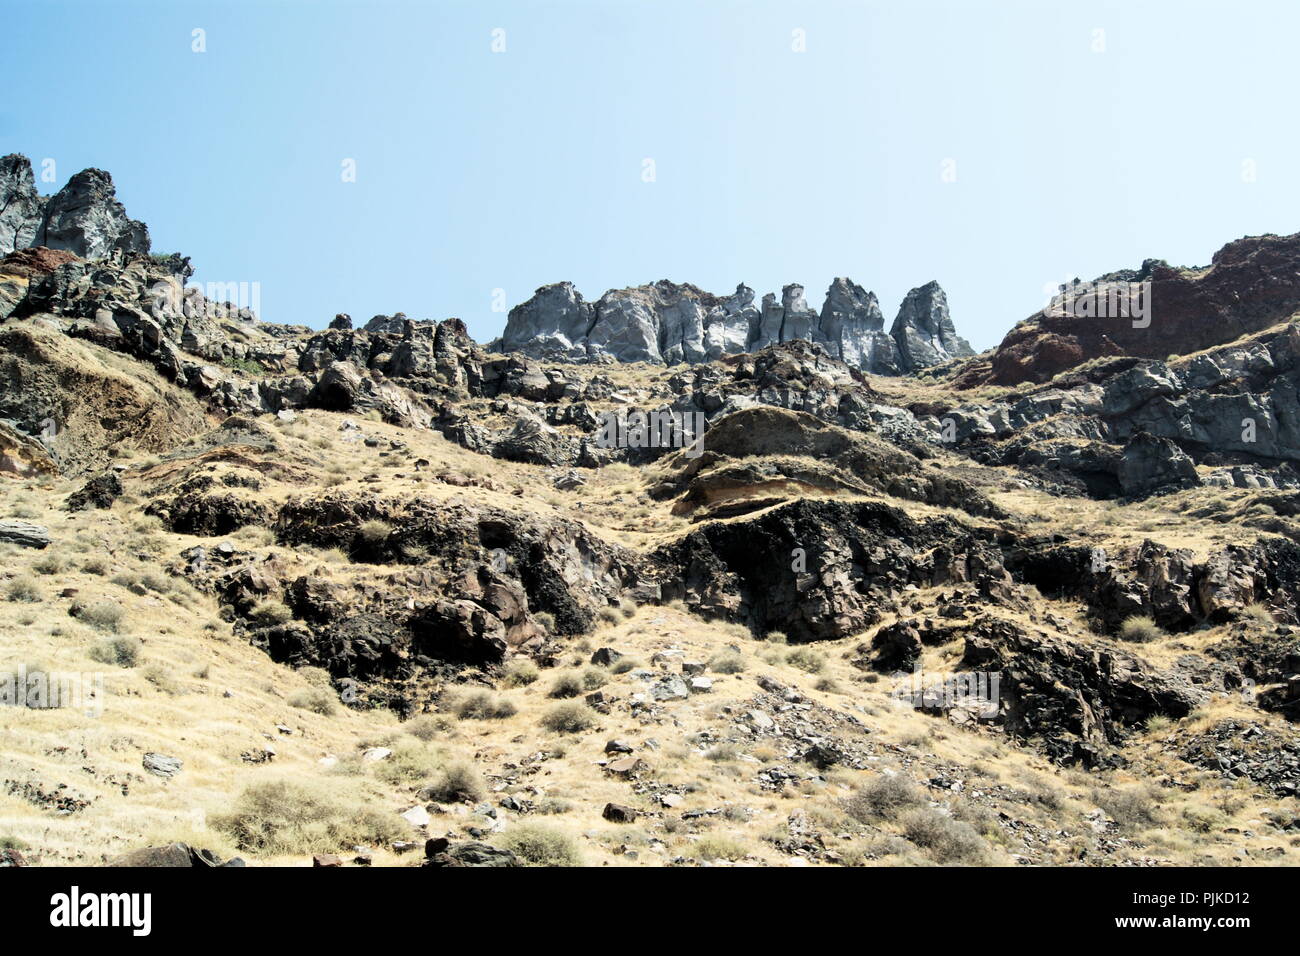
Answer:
xmin=499 ymin=276 xmax=973 ymax=373
xmin=3 ymin=154 xmax=1300 ymax=869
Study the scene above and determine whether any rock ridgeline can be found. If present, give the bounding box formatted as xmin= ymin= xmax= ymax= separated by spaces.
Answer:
xmin=959 ymin=232 xmax=1300 ymax=388
xmin=499 ymin=277 xmax=974 ymax=374
xmin=0 ymin=154 xmax=150 ymax=261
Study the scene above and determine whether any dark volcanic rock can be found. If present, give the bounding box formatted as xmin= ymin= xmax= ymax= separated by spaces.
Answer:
xmin=652 ymin=498 xmax=1011 ymax=641
xmin=66 ymin=473 xmax=123 ymax=511
xmin=960 ymin=615 xmax=1202 ymax=766
xmin=1117 ymin=432 xmax=1200 ymax=497
xmin=36 ymin=167 xmax=150 ymax=260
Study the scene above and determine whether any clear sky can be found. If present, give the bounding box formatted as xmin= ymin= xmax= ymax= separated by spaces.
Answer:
xmin=3 ymin=0 xmax=1295 ymax=349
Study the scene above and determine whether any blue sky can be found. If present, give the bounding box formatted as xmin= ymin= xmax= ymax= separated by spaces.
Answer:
xmin=3 ymin=0 xmax=1294 ymax=349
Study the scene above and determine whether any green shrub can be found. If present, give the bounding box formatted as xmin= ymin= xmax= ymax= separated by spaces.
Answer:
xmin=693 ymin=834 xmax=749 ymax=861
xmin=540 ymin=702 xmax=596 ymax=734
xmin=248 ymin=601 xmax=293 ymax=627
xmin=211 ymin=778 xmax=406 ymax=855
xmin=403 ymin=716 xmax=443 ymax=741
xmin=89 ymin=634 xmax=141 ymax=667
xmin=1118 ymin=615 xmax=1161 ymax=643
xmin=5 ymin=576 xmax=41 ymax=603
xmin=76 ymin=599 xmax=124 ymax=632
xmin=502 ymin=660 xmax=539 ymax=687
xmin=288 ymin=687 xmax=337 ymax=716
xmin=844 ymin=774 xmax=926 ymax=822
xmin=547 ymin=671 xmax=585 ymax=699
xmin=786 ymin=647 xmax=826 ymax=674
xmin=31 ymin=553 xmax=64 ymax=575
xmin=356 ymin=519 xmax=392 ymax=544
xmin=497 ymin=824 xmax=582 ymax=867
xmin=422 ymin=761 xmax=486 ymax=804
xmin=454 ymin=691 xmax=517 ymax=720
xmin=708 ymin=650 xmax=746 ymax=674
xmin=899 ymin=809 xmax=990 ymax=865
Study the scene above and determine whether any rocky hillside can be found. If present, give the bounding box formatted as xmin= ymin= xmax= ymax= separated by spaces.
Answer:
xmin=2 ymin=155 xmax=1300 ymax=868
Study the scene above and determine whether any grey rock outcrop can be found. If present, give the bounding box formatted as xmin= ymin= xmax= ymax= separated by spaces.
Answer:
xmin=0 ymin=155 xmax=44 ymax=253
xmin=500 ymin=277 xmax=970 ymax=375
xmin=889 ymin=281 xmax=974 ymax=370
xmin=1118 ymin=432 xmax=1200 ymax=497
xmin=0 ymin=156 xmax=149 ymax=259
xmin=818 ymin=277 xmax=901 ymax=374
xmin=37 ymin=167 xmax=150 ymax=260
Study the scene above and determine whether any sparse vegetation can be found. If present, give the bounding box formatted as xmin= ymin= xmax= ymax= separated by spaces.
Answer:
xmin=540 ymin=702 xmax=596 ymax=734
xmin=1118 ymin=615 xmax=1162 ymax=643
xmin=212 ymin=779 xmax=406 ymax=855
xmin=288 ymin=686 xmax=338 ymax=715
xmin=454 ymin=690 xmax=517 ymax=720
xmin=498 ymin=824 xmax=582 ymax=866
xmin=89 ymin=634 xmax=141 ymax=667
xmin=845 ymin=774 xmax=926 ymax=822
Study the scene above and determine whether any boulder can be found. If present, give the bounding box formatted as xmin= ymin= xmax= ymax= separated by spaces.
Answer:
xmin=0 ymin=520 xmax=50 ymax=549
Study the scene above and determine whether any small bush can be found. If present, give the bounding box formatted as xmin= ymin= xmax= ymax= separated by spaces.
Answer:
xmin=709 ymin=650 xmax=746 ymax=674
xmin=547 ymin=671 xmax=585 ymax=699
xmin=844 ymin=774 xmax=926 ymax=822
xmin=423 ymin=762 xmax=486 ymax=804
xmin=404 ymin=716 xmax=443 ymax=741
xmin=1092 ymin=786 xmax=1161 ymax=832
xmin=211 ymin=778 xmax=406 ymax=855
xmin=288 ymin=687 xmax=337 ymax=716
xmin=356 ymin=519 xmax=392 ymax=544
xmin=899 ymin=809 xmax=990 ymax=865
xmin=814 ymin=677 xmax=842 ymax=693
xmin=540 ymin=702 xmax=596 ymax=734
xmin=502 ymin=659 xmax=539 ymax=687
xmin=31 ymin=553 xmax=64 ymax=575
xmin=580 ymin=667 xmax=607 ymax=691
xmin=763 ymin=630 xmax=789 ymax=645
xmin=249 ymin=601 xmax=293 ymax=627
xmin=454 ymin=691 xmax=517 ymax=720
xmin=1118 ymin=615 xmax=1162 ymax=643
xmin=597 ymin=606 xmax=622 ymax=626
xmin=374 ymin=741 xmax=441 ymax=786
xmin=498 ymin=824 xmax=582 ymax=866
xmin=1244 ymin=603 xmax=1273 ymax=624
xmin=76 ymin=600 xmax=124 ymax=633
xmin=142 ymin=663 xmax=179 ymax=695
xmin=786 ymin=647 xmax=826 ymax=674
xmin=5 ymin=576 xmax=41 ymax=603
xmin=705 ymin=743 xmax=740 ymax=762
xmin=694 ymin=834 xmax=749 ymax=861
xmin=80 ymin=557 xmax=110 ymax=576
xmin=89 ymin=635 xmax=141 ymax=668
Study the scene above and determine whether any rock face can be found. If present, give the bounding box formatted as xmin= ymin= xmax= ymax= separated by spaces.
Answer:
xmin=0 ymin=155 xmax=150 ymax=259
xmin=500 ymin=277 xmax=969 ymax=375
xmin=962 ymin=232 xmax=1300 ymax=387
xmin=0 ymin=155 xmax=44 ymax=253
xmin=1117 ymin=432 xmax=1200 ymax=497
xmin=888 ymin=281 xmax=974 ymax=370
